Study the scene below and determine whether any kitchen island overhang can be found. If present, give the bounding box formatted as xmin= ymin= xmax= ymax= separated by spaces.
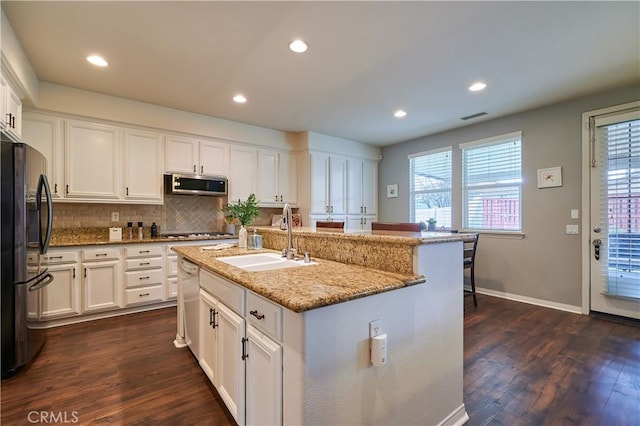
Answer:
xmin=173 ymin=229 xmax=469 ymax=426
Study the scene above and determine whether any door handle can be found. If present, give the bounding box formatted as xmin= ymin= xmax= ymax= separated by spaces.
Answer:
xmin=592 ymin=239 xmax=602 ymax=260
xmin=593 ymin=227 xmax=602 ymax=233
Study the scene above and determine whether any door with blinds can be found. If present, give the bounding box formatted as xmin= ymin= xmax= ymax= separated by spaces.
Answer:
xmin=590 ymin=106 xmax=640 ymax=319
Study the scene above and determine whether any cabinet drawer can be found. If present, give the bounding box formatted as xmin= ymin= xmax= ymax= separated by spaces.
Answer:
xmin=247 ymin=292 xmax=282 ymax=341
xmin=200 ymin=269 xmax=244 ymax=315
xmin=125 ymin=285 xmax=163 ymax=305
xmin=166 ymin=255 xmax=178 ymax=277
xmin=125 ymin=257 xmax=163 ymax=271
xmin=82 ymin=248 xmax=120 ymax=262
xmin=41 ymin=251 xmax=78 ymax=264
xmin=125 ymin=269 xmax=164 ymax=287
xmin=125 ymin=246 xmax=162 ymax=258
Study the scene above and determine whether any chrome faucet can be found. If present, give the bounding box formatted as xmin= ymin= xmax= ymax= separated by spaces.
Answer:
xmin=281 ymin=202 xmax=295 ymax=259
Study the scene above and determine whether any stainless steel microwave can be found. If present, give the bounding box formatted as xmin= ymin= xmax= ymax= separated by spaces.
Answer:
xmin=164 ymin=174 xmax=227 ymax=196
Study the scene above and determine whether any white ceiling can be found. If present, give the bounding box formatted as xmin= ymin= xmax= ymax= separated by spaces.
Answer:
xmin=3 ymin=1 xmax=639 ymax=146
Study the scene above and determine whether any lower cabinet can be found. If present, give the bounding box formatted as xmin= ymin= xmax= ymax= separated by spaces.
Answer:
xmin=198 ymin=269 xmax=282 ymax=426
xmin=81 ymin=248 xmax=122 ymax=313
xmin=39 ymin=251 xmax=81 ymax=320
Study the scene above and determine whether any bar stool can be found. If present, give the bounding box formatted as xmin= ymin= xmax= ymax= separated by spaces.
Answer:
xmin=316 ymin=221 xmax=345 ymax=231
xmin=464 ymin=234 xmax=479 ymax=307
xmin=371 ymin=222 xmax=421 ymax=232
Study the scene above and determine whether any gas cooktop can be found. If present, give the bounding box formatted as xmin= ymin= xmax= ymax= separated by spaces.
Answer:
xmin=161 ymin=232 xmax=234 ymax=239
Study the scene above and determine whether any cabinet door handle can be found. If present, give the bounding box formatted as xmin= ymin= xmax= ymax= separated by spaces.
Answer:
xmin=241 ymin=337 xmax=249 ymax=360
xmin=193 ymin=165 xmax=197 ymax=173
xmin=11 ymin=115 xmax=15 ymax=128
xmin=364 ymin=206 xmax=367 ymax=214
xmin=360 ymin=218 xmax=363 ymax=225
xmin=84 ymin=268 xmax=87 ymax=278
xmin=73 ymin=268 xmax=76 ymax=279
xmin=138 ymin=293 xmax=150 ymax=297
xmin=209 ymin=308 xmax=218 ymax=328
xmin=54 ymin=183 xmax=58 ymax=194
xmin=126 ymin=187 xmax=129 ymax=196
xmin=330 ymin=206 xmax=334 ymax=213
xmin=275 ymin=195 xmax=278 ymax=202
xmin=66 ymin=184 xmax=69 ymax=195
xmin=325 ymin=205 xmax=329 ymax=213
xmin=360 ymin=206 xmax=363 ymax=214
xmin=280 ymin=195 xmax=283 ymax=202
xmin=250 ymin=310 xmax=265 ymax=320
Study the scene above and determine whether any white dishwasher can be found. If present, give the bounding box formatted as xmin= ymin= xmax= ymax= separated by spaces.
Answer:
xmin=180 ymin=260 xmax=200 ymax=358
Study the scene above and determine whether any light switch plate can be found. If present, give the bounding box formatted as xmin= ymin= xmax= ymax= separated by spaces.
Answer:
xmin=571 ymin=209 xmax=579 ymax=219
xmin=369 ymin=319 xmax=381 ymax=338
xmin=566 ymin=224 xmax=579 ymax=235
xmin=111 ymin=212 xmax=119 ymax=222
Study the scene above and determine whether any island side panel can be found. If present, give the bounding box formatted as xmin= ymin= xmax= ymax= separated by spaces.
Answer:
xmin=282 ymin=240 xmax=466 ymax=425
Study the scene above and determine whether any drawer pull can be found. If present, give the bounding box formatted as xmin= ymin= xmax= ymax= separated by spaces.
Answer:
xmin=139 ymin=276 xmax=150 ymax=280
xmin=48 ymin=255 xmax=63 ymax=260
xmin=139 ymin=293 xmax=150 ymax=297
xmin=95 ymin=253 xmax=108 ymax=257
xmin=250 ymin=310 xmax=265 ymax=320
xmin=139 ymin=262 xmax=150 ymax=266
xmin=139 ymin=250 xmax=150 ymax=254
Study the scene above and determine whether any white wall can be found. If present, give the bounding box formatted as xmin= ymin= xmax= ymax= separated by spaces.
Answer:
xmin=378 ymin=84 xmax=640 ymax=309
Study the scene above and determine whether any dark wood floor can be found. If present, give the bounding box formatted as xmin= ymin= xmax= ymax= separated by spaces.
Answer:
xmin=1 ymin=295 xmax=638 ymax=425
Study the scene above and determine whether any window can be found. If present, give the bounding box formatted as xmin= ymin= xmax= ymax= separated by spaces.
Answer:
xmin=461 ymin=132 xmax=522 ymax=231
xmin=409 ymin=147 xmax=452 ymax=228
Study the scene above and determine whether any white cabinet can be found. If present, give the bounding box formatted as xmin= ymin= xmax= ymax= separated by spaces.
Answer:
xmin=124 ymin=245 xmax=164 ymax=306
xmin=215 ymin=301 xmax=246 ymax=425
xmin=347 ymin=158 xmax=377 ymax=216
xmin=123 ymin=129 xmax=164 ymax=203
xmin=257 ymin=150 xmax=298 ymax=206
xmin=165 ymin=247 xmax=179 ymax=299
xmin=65 ymin=120 xmax=121 ymax=200
xmin=1 ymin=73 xmax=22 ymax=141
xmin=310 ymin=152 xmax=346 ymax=218
xmin=165 ymin=136 xmax=228 ymax=176
xmin=228 ymin=145 xmax=257 ymax=202
xmin=197 ymin=269 xmax=282 ymax=426
xmin=81 ymin=248 xmax=122 ymax=313
xmin=22 ymin=113 xmax=64 ymax=198
xmin=39 ymin=251 xmax=81 ymax=320
xmin=246 ymin=324 xmax=283 ymax=426
xmin=347 ymin=215 xmax=375 ymax=231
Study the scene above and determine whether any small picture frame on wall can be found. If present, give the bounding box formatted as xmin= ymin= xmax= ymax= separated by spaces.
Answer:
xmin=387 ymin=184 xmax=399 ymax=198
xmin=537 ymin=166 xmax=562 ymax=188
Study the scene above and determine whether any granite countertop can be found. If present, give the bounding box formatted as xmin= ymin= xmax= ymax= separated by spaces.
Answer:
xmin=50 ymin=227 xmax=237 ymax=247
xmin=172 ymin=245 xmax=426 ymax=313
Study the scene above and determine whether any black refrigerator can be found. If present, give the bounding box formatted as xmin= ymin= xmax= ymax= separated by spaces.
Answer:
xmin=1 ymin=140 xmax=54 ymax=376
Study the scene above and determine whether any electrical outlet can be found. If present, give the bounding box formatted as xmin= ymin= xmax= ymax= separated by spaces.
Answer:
xmin=369 ymin=319 xmax=381 ymax=338
xmin=111 ymin=212 xmax=119 ymax=222
xmin=566 ymin=224 xmax=579 ymax=235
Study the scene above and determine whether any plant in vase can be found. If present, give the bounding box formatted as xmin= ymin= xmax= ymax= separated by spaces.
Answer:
xmin=222 ymin=193 xmax=260 ymax=249
xmin=427 ymin=218 xmax=437 ymax=231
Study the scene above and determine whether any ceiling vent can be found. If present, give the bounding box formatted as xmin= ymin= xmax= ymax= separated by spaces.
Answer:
xmin=461 ymin=112 xmax=487 ymax=121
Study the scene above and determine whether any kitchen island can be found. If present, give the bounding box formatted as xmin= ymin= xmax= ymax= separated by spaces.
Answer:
xmin=173 ymin=228 xmax=469 ymax=426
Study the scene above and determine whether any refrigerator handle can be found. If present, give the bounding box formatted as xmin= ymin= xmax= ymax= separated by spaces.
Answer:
xmin=36 ymin=174 xmax=53 ymax=254
xmin=29 ymin=272 xmax=54 ymax=292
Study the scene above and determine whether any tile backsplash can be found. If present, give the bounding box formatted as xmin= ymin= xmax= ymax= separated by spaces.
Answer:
xmin=52 ymin=197 xmax=293 ymax=233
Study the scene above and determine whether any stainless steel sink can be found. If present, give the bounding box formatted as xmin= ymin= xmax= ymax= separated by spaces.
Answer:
xmin=217 ymin=252 xmax=317 ymax=272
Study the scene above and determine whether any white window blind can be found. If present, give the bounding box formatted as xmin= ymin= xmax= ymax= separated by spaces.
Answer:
xmin=409 ymin=147 xmax=452 ymax=228
xmin=597 ymin=116 xmax=640 ymax=299
xmin=461 ymin=133 xmax=522 ymax=231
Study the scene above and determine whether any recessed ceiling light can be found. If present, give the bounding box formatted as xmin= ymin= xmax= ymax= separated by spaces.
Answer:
xmin=394 ymin=110 xmax=407 ymax=118
xmin=289 ymin=39 xmax=308 ymax=53
xmin=469 ymin=82 xmax=487 ymax=92
xmin=86 ymin=55 xmax=108 ymax=67
xmin=233 ymin=94 xmax=247 ymax=104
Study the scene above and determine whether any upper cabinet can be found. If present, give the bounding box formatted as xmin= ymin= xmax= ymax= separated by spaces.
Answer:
xmin=65 ymin=120 xmax=121 ymax=200
xmin=165 ymin=136 xmax=228 ymax=176
xmin=228 ymin=145 xmax=257 ymax=202
xmin=256 ymin=149 xmax=298 ymax=206
xmin=1 ymin=73 xmax=23 ymax=141
xmin=22 ymin=112 xmax=64 ymax=198
xmin=347 ymin=158 xmax=377 ymax=216
xmin=310 ymin=152 xmax=346 ymax=216
xmin=123 ymin=129 xmax=164 ymax=203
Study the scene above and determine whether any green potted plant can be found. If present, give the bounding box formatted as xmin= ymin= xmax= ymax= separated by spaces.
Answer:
xmin=223 ymin=193 xmax=260 ymax=248
xmin=427 ymin=218 xmax=437 ymax=231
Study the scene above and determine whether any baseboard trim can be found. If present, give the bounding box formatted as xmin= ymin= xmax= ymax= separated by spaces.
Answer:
xmin=474 ymin=287 xmax=582 ymax=314
xmin=438 ymin=403 xmax=469 ymax=426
